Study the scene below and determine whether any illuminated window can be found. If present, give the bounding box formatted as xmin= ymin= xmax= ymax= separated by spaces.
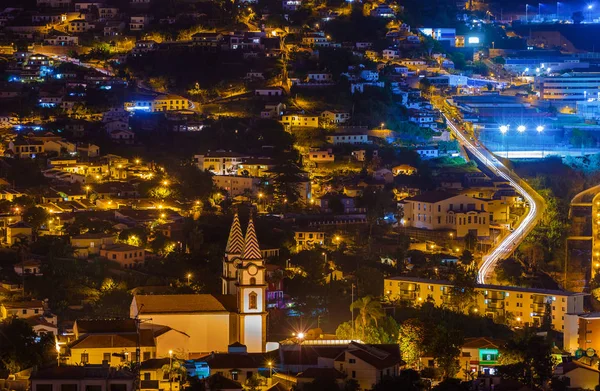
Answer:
xmin=249 ymin=292 xmax=257 ymax=309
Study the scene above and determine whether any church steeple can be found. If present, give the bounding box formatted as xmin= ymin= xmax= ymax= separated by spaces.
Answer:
xmin=225 ymin=212 xmax=244 ymax=255
xmin=241 ymin=213 xmax=262 ymax=260
xmin=222 ymin=212 xmax=244 ymax=296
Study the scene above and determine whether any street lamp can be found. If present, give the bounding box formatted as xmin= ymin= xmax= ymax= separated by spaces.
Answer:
xmin=162 ymin=180 xmax=169 ymax=186
xmin=517 ymin=125 xmax=526 ymax=133
xmin=187 ymin=273 xmax=192 ymax=284
xmin=322 ymin=252 xmax=327 ymax=263
xmin=169 ymin=350 xmax=173 ymax=391
xmin=297 ymin=332 xmax=305 ymax=340
xmin=267 ymin=361 xmax=273 ymax=384
xmin=499 ymin=125 xmax=508 ymax=134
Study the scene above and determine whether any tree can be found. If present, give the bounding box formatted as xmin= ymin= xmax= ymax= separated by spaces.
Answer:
xmin=350 ymin=296 xmax=385 ymax=340
xmin=373 ymin=371 xmax=424 ymax=391
xmin=0 ymin=318 xmax=52 ymax=377
xmin=428 ymin=323 xmax=463 ymax=379
xmin=23 ymin=206 xmax=48 ymax=232
xmin=398 ymin=319 xmax=425 ymax=368
xmin=497 ymin=330 xmax=555 ymax=388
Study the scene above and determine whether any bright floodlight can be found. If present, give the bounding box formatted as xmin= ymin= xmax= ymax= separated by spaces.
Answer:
xmin=536 ymin=68 xmax=540 ymax=72
xmin=517 ymin=125 xmax=526 ymax=132
xmin=297 ymin=332 xmax=305 ymax=339
xmin=524 ymin=67 xmax=529 ymax=72
xmin=536 ymin=125 xmax=544 ymax=132
xmin=499 ymin=125 xmax=508 ymax=134
xmin=588 ymin=4 xmax=593 ymax=9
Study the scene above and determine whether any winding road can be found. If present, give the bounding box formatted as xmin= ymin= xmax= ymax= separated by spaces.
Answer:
xmin=443 ymin=115 xmax=546 ymax=284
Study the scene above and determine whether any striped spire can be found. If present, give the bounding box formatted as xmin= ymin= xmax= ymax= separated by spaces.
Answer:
xmin=242 ymin=213 xmax=262 ymax=260
xmin=225 ymin=212 xmax=244 ymax=254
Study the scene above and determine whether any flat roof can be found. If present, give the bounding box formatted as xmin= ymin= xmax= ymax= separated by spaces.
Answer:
xmin=385 ymin=276 xmax=588 ymax=297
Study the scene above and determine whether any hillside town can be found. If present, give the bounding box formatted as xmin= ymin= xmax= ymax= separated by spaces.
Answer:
xmin=3 ymin=0 xmax=600 ymax=390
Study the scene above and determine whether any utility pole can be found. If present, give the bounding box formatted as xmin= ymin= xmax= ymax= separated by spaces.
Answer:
xmin=351 ymin=284 xmax=355 ymax=340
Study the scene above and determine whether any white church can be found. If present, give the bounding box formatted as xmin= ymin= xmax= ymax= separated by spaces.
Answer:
xmin=130 ymin=212 xmax=268 ymax=356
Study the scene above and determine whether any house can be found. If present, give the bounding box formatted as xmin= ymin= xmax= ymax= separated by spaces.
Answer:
xmin=130 ymin=15 xmax=152 ymax=31
xmin=401 ymin=191 xmax=491 ymax=238
xmin=320 ymin=111 xmax=350 ymax=124
xmin=110 ymin=129 xmax=135 ymax=144
xmin=564 ymin=312 xmax=600 ymax=354
xmin=317 ymin=193 xmax=361 ymax=214
xmin=190 ymin=342 xmax=273 ymax=384
xmin=281 ymin=113 xmax=319 ymax=128
xmin=104 ymin=21 xmax=126 ymax=36
xmin=333 ymin=342 xmax=403 ymax=390
xmin=67 ymin=19 xmax=92 ymax=34
xmin=416 ymin=146 xmax=439 ymax=159
xmin=294 ymin=230 xmax=325 ymax=251
xmin=14 ymin=259 xmax=43 ymax=276
xmin=255 ymin=87 xmax=284 ymax=97
xmin=382 ymin=49 xmax=400 ymax=60
xmin=6 ymin=221 xmax=33 ymax=245
xmin=194 ymin=151 xmax=248 ymax=175
xmin=30 ymin=366 xmax=135 ymax=391
xmin=213 ymin=175 xmax=260 ymax=197
xmin=71 ymin=233 xmax=117 ymax=258
xmin=237 ymin=158 xmax=277 ymax=177
xmin=44 ymin=32 xmax=79 ymax=46
xmin=1 ymin=300 xmax=44 ymax=319
xmin=306 ymin=72 xmax=333 ymax=82
xmin=140 ymin=358 xmax=181 ymax=391
xmin=65 ymin=319 xmax=156 ymax=366
xmin=459 ymin=337 xmax=502 ymax=374
xmin=408 ymin=110 xmax=437 ymax=128
xmin=326 ymin=133 xmax=371 ymax=145
xmin=351 ymin=149 xmax=378 ymax=162
xmin=100 ymin=243 xmax=145 ymax=268
xmin=307 ymin=149 xmax=334 ymax=163
xmin=8 ymin=139 xmax=44 ymax=158
xmin=132 ymin=40 xmax=159 ymax=56
xmin=554 ymin=360 xmax=600 ymax=390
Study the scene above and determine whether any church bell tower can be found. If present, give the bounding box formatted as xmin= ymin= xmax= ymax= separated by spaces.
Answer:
xmin=236 ymin=213 xmax=267 ymax=352
xmin=222 ymin=212 xmax=243 ymax=295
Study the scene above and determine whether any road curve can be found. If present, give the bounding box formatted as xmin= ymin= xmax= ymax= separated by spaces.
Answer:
xmin=443 ymin=115 xmax=545 ymax=284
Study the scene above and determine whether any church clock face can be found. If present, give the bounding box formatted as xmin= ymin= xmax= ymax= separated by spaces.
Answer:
xmin=248 ymin=264 xmax=258 ymax=276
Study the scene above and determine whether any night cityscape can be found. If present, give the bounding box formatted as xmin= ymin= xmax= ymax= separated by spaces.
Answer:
xmin=3 ymin=0 xmax=600 ymax=390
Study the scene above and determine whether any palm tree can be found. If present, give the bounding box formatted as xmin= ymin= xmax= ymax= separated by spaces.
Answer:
xmin=350 ymin=296 xmax=385 ymax=340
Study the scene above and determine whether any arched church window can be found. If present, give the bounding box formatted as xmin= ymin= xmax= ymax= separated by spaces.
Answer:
xmin=249 ymin=292 xmax=258 ymax=310
xmin=250 ymin=277 xmax=256 ymax=285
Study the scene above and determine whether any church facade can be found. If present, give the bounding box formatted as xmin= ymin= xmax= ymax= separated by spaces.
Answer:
xmin=130 ymin=213 xmax=267 ymax=356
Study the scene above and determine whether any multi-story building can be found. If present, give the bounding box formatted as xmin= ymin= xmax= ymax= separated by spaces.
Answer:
xmin=384 ymin=276 xmax=586 ymax=331
xmin=294 ymin=230 xmax=325 ymax=251
xmin=100 ymin=244 xmax=145 ymax=268
xmin=535 ymin=72 xmax=600 ymax=102
xmin=564 ymin=312 xmax=600 ymax=355
xmin=67 ymin=19 xmax=91 ymax=33
xmin=320 ymin=110 xmax=350 ymax=124
xmin=212 ymin=175 xmax=260 ymax=197
xmin=280 ymin=113 xmax=319 ymax=128
xmin=130 ymin=15 xmax=152 ymax=31
xmin=326 ymin=133 xmax=371 ymax=145
xmin=401 ymin=190 xmax=491 ymax=237
xmin=307 ymin=149 xmax=334 ymax=163
xmin=194 ymin=151 xmax=249 ymax=175
xmin=124 ymin=94 xmax=189 ymax=112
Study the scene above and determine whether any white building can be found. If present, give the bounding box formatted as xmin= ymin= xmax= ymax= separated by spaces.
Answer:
xmin=213 ymin=175 xmax=260 ymax=197
xmin=327 ymin=133 xmax=371 ymax=145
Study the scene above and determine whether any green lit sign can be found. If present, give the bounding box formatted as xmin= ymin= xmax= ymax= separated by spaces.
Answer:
xmin=479 ymin=348 xmax=499 ymax=364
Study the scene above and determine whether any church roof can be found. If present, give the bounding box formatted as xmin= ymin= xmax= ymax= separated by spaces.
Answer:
xmin=241 ymin=215 xmax=262 ymax=260
xmin=225 ymin=212 xmax=244 ymax=254
xmin=133 ymin=294 xmax=238 ymax=314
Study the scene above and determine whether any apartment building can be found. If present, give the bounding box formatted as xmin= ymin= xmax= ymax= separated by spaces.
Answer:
xmin=384 ymin=276 xmax=586 ymax=331
xmin=194 ymin=151 xmax=249 ymax=175
xmin=564 ymin=312 xmax=600 ymax=355
xmin=401 ymin=191 xmax=491 ymax=237
xmin=124 ymin=94 xmax=189 ymax=112
xmin=212 ymin=175 xmax=260 ymax=197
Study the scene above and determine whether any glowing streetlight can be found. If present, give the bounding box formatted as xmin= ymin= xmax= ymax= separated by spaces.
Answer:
xmin=536 ymin=125 xmax=544 ymax=133
xmin=589 ymin=4 xmax=593 ymax=9
xmin=297 ymin=332 xmax=305 ymax=339
xmin=187 ymin=273 xmax=192 ymax=284
xmin=135 ymin=159 xmax=141 ymax=164
xmin=267 ymin=361 xmax=273 ymax=380
xmin=499 ymin=125 xmax=508 ymax=134
xmin=517 ymin=125 xmax=526 ymax=133
xmin=162 ymin=180 xmax=169 ymax=186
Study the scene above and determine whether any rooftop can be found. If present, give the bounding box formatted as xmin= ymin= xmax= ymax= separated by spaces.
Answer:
xmin=133 ymin=294 xmax=238 ymax=314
